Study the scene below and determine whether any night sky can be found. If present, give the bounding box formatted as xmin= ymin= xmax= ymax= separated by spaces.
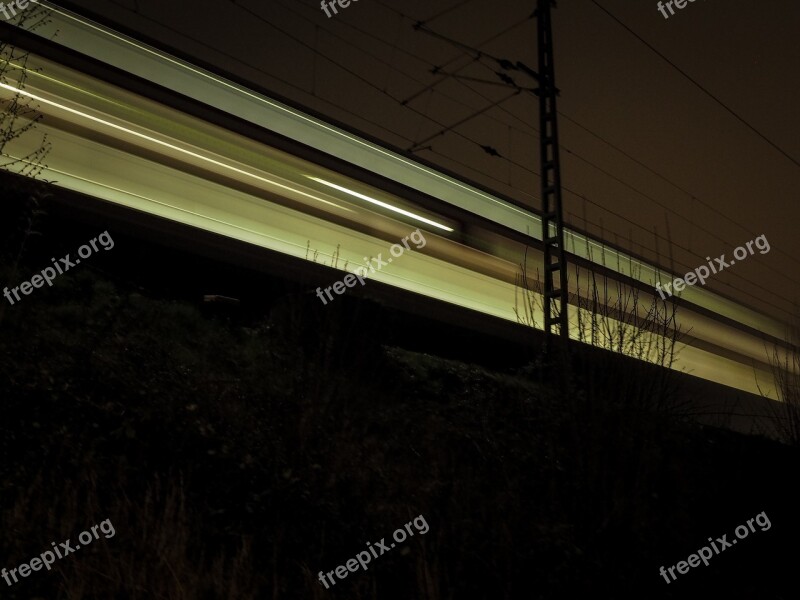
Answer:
xmin=59 ymin=0 xmax=800 ymax=323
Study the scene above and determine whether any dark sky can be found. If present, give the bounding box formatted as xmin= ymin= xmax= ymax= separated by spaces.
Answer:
xmin=59 ymin=0 xmax=800 ymax=324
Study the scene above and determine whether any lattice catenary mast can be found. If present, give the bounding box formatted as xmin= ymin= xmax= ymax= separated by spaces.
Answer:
xmin=535 ymin=0 xmax=568 ymax=346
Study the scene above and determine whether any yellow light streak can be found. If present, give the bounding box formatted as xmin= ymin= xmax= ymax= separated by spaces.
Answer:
xmin=307 ymin=177 xmax=453 ymax=232
xmin=0 ymin=81 xmax=352 ymax=213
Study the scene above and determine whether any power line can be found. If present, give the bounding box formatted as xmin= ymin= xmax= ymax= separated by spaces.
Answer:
xmin=590 ymin=0 xmax=800 ymax=170
xmin=279 ymin=0 xmax=540 ymax=141
xmin=420 ymin=0 xmax=478 ymax=26
xmin=405 ymin=19 xmax=800 ymax=279
xmin=412 ymin=21 xmax=509 ymax=66
xmin=309 ymin=0 xmax=541 ymax=141
xmin=408 ymin=90 xmax=520 ymax=152
xmin=305 ymin=0 xmax=543 ymax=140
xmin=105 ymin=0 xmax=421 ymax=147
xmin=368 ymin=0 xmax=536 ymax=105
xmin=420 ymin=34 xmax=800 ymax=275
xmin=555 ymin=110 xmax=800 ymax=272
xmin=408 ymin=17 xmax=541 ymax=85
xmin=430 ymin=69 xmax=537 ymax=91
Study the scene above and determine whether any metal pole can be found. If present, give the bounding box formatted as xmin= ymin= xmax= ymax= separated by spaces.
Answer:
xmin=537 ymin=0 xmax=568 ymax=349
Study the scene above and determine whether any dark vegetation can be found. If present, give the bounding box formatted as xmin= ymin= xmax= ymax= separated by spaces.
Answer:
xmin=1 ymin=179 xmax=798 ymax=600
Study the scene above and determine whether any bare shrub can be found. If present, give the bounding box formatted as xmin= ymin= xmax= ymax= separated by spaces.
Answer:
xmin=760 ymin=325 xmax=800 ymax=445
xmin=515 ymin=228 xmax=688 ymax=415
xmin=0 ymin=3 xmax=52 ymax=177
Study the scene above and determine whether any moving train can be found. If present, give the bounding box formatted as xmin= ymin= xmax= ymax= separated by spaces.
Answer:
xmin=0 ymin=1 xmax=790 ymax=400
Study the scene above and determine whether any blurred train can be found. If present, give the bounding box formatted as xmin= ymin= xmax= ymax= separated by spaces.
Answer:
xmin=0 ymin=1 xmax=791 ymax=398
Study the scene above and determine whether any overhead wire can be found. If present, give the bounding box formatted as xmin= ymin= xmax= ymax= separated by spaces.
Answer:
xmin=105 ymin=0 xmax=418 ymax=147
xmin=408 ymin=90 xmax=521 ymax=152
xmin=376 ymin=1 xmax=536 ymax=106
xmin=406 ymin=18 xmax=800 ymax=283
xmin=325 ymin=0 xmax=541 ymax=135
xmin=281 ymin=0 xmax=540 ymax=137
xmin=589 ymin=0 xmax=800 ymax=171
xmin=403 ymin=14 xmax=799 ymax=253
xmin=229 ymin=0 xmax=527 ymax=160
xmin=420 ymin=0 xmax=478 ymax=26
xmin=555 ymin=110 xmax=800 ymax=272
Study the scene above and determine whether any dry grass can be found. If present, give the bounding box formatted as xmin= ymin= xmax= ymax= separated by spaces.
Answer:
xmin=1 ymin=462 xmax=260 ymax=599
